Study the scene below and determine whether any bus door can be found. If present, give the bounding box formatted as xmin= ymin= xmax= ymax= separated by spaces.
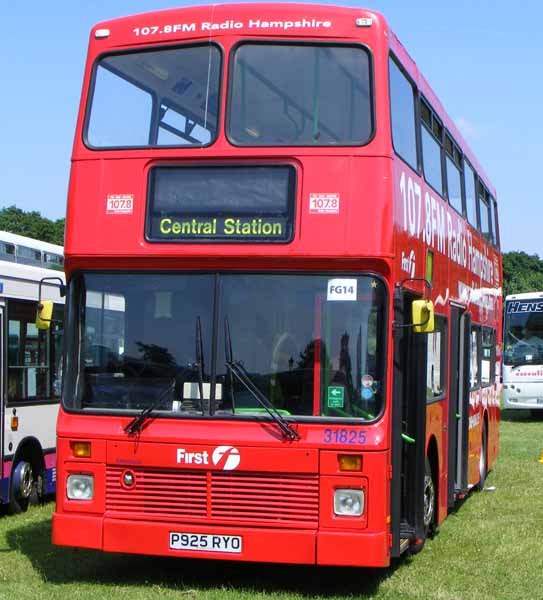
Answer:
xmin=447 ymin=306 xmax=470 ymax=507
xmin=391 ymin=291 xmax=428 ymax=556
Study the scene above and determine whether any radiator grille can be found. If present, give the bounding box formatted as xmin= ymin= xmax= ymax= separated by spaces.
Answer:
xmin=106 ymin=467 xmax=319 ymax=528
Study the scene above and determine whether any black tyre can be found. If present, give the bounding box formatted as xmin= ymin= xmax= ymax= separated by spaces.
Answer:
xmin=409 ymin=457 xmax=436 ymax=555
xmin=8 ymin=458 xmax=42 ymax=514
xmin=422 ymin=457 xmax=436 ymax=534
xmin=475 ymin=424 xmax=488 ymax=491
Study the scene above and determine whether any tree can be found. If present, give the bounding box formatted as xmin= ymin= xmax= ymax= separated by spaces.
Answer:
xmin=502 ymin=251 xmax=543 ymax=297
xmin=0 ymin=206 xmax=64 ymax=246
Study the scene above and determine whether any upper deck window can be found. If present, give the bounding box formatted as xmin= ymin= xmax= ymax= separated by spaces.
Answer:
xmin=0 ymin=242 xmax=15 ymax=261
xmin=489 ymin=195 xmax=499 ymax=248
xmin=17 ymin=245 xmax=42 ymax=266
xmin=44 ymin=252 xmax=64 ymax=270
xmin=86 ymin=44 xmax=221 ymax=149
xmin=464 ymin=160 xmax=478 ymax=229
xmin=478 ymin=183 xmax=492 ymax=243
xmin=389 ymin=56 xmax=417 ymax=170
xmin=445 ymin=134 xmax=463 ymax=215
xmin=228 ymin=43 xmax=373 ymax=146
xmin=420 ymin=99 xmax=444 ymax=195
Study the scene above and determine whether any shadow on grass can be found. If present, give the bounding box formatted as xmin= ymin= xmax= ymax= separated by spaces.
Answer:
xmin=500 ymin=408 xmax=543 ymax=423
xmin=443 ymin=493 xmax=469 ymax=518
xmin=6 ymin=517 xmax=405 ymax=597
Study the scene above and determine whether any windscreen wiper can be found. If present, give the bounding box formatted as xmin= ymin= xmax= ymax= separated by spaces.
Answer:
xmin=195 ymin=316 xmax=205 ymax=414
xmin=224 ymin=319 xmax=300 ymax=441
xmin=124 ymin=380 xmax=176 ymax=437
xmin=225 ymin=317 xmax=236 ymax=414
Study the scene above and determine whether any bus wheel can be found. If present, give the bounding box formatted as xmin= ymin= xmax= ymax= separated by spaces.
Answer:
xmin=475 ymin=424 xmax=488 ymax=491
xmin=410 ymin=458 xmax=435 ymax=555
xmin=9 ymin=459 xmax=40 ymax=514
xmin=422 ymin=458 xmax=436 ymax=533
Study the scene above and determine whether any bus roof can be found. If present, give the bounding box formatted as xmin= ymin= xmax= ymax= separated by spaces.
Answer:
xmin=93 ymin=3 xmax=382 ymax=30
xmin=89 ymin=2 xmax=496 ymax=199
xmin=505 ymin=292 xmax=543 ymax=301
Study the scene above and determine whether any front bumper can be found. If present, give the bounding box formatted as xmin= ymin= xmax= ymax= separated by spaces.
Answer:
xmin=52 ymin=512 xmax=390 ymax=567
xmin=503 ymin=386 xmax=543 ymax=409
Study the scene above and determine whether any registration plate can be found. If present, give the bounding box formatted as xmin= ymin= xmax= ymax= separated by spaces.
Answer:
xmin=169 ymin=532 xmax=242 ymax=553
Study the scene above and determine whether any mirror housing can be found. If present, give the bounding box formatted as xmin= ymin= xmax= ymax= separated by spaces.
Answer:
xmin=36 ymin=300 xmax=54 ymax=330
xmin=412 ymin=300 xmax=435 ymax=334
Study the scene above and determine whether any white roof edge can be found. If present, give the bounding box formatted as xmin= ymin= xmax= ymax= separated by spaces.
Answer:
xmin=505 ymin=292 xmax=543 ymax=301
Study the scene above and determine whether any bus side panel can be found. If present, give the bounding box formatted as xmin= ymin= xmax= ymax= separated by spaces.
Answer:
xmin=485 ymin=383 xmax=500 ymax=471
xmin=426 ymin=401 xmax=447 ymax=524
xmin=44 ymin=451 xmax=57 ymax=494
xmin=3 ymin=403 xmax=59 ymax=501
xmin=467 ymin=388 xmax=482 ymax=487
xmin=0 ymin=304 xmax=4 ymax=504
xmin=0 ymin=476 xmax=8 ymax=504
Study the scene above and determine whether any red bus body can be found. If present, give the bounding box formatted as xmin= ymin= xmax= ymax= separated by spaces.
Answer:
xmin=54 ymin=4 xmax=501 ymax=567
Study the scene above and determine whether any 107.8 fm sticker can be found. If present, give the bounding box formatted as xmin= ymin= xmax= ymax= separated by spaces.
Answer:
xmin=309 ymin=193 xmax=340 ymax=214
xmin=106 ymin=194 xmax=134 ymax=215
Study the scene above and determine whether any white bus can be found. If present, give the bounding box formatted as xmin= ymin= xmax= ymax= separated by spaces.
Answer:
xmin=503 ymin=292 xmax=543 ymax=416
xmin=0 ymin=235 xmax=64 ymax=512
xmin=0 ymin=230 xmax=64 ymax=270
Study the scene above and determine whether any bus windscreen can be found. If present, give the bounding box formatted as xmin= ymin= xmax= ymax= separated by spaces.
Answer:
xmin=504 ymin=299 xmax=543 ymax=365
xmin=66 ymin=272 xmax=386 ymax=421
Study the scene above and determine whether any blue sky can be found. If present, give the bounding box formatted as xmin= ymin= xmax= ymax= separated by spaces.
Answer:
xmin=0 ymin=1 xmax=538 ymax=253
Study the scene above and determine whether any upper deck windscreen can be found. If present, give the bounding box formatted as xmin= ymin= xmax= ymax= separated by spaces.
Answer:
xmin=228 ymin=43 xmax=373 ymax=146
xmin=86 ymin=44 xmax=221 ymax=148
xmin=84 ymin=39 xmax=373 ymax=149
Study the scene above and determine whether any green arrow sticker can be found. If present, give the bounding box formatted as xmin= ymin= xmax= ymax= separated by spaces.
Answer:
xmin=327 ymin=386 xmax=345 ymax=408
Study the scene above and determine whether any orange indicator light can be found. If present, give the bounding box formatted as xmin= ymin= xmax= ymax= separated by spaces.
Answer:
xmin=338 ymin=454 xmax=362 ymax=471
xmin=70 ymin=441 xmax=91 ymax=458
xmin=10 ymin=416 xmax=19 ymax=431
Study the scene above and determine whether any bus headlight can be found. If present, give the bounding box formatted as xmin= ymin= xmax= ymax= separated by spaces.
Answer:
xmin=66 ymin=474 xmax=94 ymax=500
xmin=334 ymin=489 xmax=364 ymax=516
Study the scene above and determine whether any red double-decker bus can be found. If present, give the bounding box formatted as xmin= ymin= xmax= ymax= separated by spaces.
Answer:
xmin=53 ymin=4 xmax=502 ymax=567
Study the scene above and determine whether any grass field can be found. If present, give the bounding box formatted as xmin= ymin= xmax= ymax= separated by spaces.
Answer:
xmin=0 ymin=410 xmax=542 ymax=600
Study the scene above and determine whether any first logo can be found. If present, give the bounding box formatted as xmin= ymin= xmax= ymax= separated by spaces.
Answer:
xmin=212 ymin=446 xmax=241 ymax=470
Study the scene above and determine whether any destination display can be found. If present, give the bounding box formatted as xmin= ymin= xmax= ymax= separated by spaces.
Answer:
xmin=146 ymin=165 xmax=295 ymax=243
xmin=506 ymin=300 xmax=543 ymax=314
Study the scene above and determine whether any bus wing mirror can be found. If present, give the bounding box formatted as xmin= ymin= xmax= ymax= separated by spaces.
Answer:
xmin=412 ymin=300 xmax=434 ymax=334
xmin=36 ymin=300 xmax=54 ymax=330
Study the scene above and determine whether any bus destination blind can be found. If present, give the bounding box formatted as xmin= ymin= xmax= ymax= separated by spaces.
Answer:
xmin=146 ymin=165 xmax=295 ymax=243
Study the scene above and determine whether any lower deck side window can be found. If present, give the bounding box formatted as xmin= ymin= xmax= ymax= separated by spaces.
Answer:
xmin=469 ymin=326 xmax=480 ymax=390
xmin=426 ymin=315 xmax=447 ymax=401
